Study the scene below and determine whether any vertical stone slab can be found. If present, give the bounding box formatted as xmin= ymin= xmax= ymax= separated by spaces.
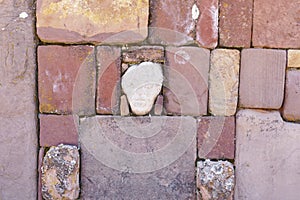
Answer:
xmin=0 ymin=0 xmax=37 ymax=199
xmin=195 ymin=0 xmax=219 ymax=49
xmin=236 ymin=109 xmax=300 ymax=199
xmin=209 ymin=49 xmax=240 ymax=116
xmin=164 ymin=46 xmax=210 ymax=116
xmin=239 ymin=49 xmax=286 ymax=109
xmin=219 ymin=0 xmax=253 ymax=47
xmin=288 ymin=50 xmax=300 ymax=68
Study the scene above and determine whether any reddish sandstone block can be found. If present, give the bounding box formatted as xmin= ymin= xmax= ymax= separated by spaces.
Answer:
xmin=239 ymin=49 xmax=286 ymax=109
xmin=149 ymin=0 xmax=195 ymax=45
xmin=198 ymin=117 xmax=235 ymax=159
xmin=195 ymin=0 xmax=218 ymax=49
xmin=96 ymin=46 xmax=121 ymax=115
xmin=252 ymin=0 xmax=300 ymax=48
xmin=39 ymin=115 xmax=79 ymax=147
xmin=38 ymin=45 xmax=96 ymax=115
xmin=219 ymin=0 xmax=253 ymax=47
xmin=282 ymin=70 xmax=300 ymax=121
xmin=122 ymin=46 xmax=165 ymax=64
xmin=164 ymin=47 xmax=209 ymax=116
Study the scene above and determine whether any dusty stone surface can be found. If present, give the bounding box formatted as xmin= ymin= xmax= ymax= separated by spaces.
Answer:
xmin=236 ymin=109 xmax=300 ymax=199
xmin=38 ymin=148 xmax=45 ymax=200
xmin=252 ymin=0 xmax=300 ymax=48
xmin=282 ymin=70 xmax=300 ymax=121
xmin=36 ymin=0 xmax=149 ymax=43
xmin=120 ymin=95 xmax=130 ymax=116
xmin=121 ymin=62 xmax=163 ymax=115
xmin=39 ymin=115 xmax=79 ymax=147
xmin=288 ymin=50 xmax=300 ymax=68
xmin=122 ymin=46 xmax=165 ymax=64
xmin=197 ymin=160 xmax=235 ymax=200
xmin=96 ymin=46 xmax=121 ymax=115
xmin=148 ymin=0 xmax=195 ymax=45
xmin=195 ymin=0 xmax=219 ymax=49
xmin=219 ymin=0 xmax=253 ymax=47
xmin=239 ymin=49 xmax=286 ymax=109
xmin=164 ymin=47 xmax=209 ymax=116
xmin=154 ymin=95 xmax=164 ymax=115
xmin=209 ymin=49 xmax=240 ymax=116
xmin=38 ymin=45 xmax=96 ymax=115
xmin=41 ymin=144 xmax=80 ymax=200
xmin=198 ymin=117 xmax=235 ymax=159
xmin=0 ymin=1 xmax=37 ymax=198
xmin=80 ymin=116 xmax=196 ymax=199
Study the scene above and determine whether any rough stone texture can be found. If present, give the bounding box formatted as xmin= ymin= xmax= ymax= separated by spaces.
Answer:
xmin=122 ymin=62 xmax=163 ymax=115
xmin=209 ymin=49 xmax=240 ymax=116
xmin=42 ymin=144 xmax=80 ymax=200
xmin=96 ymin=46 xmax=121 ymax=115
xmin=120 ymin=95 xmax=130 ymax=116
xmin=39 ymin=115 xmax=79 ymax=147
xmin=288 ymin=50 xmax=300 ymax=68
xmin=36 ymin=0 xmax=149 ymax=43
xmin=0 ymin=1 xmax=37 ymax=199
xmin=282 ymin=70 xmax=300 ymax=121
xmin=197 ymin=160 xmax=235 ymax=200
xmin=149 ymin=0 xmax=195 ymax=45
xmin=38 ymin=148 xmax=45 ymax=200
xmin=38 ymin=45 xmax=96 ymax=115
xmin=122 ymin=46 xmax=165 ymax=64
xmin=164 ymin=47 xmax=209 ymax=116
xmin=154 ymin=95 xmax=164 ymax=115
xmin=195 ymin=0 xmax=218 ymax=49
xmin=236 ymin=109 xmax=300 ymax=200
xmin=239 ymin=49 xmax=286 ymax=109
xmin=198 ymin=117 xmax=235 ymax=159
xmin=219 ymin=0 xmax=253 ymax=47
xmin=80 ymin=116 xmax=196 ymax=199
xmin=252 ymin=0 xmax=300 ymax=48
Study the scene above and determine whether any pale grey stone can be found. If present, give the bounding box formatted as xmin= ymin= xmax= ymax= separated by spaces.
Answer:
xmin=120 ymin=95 xmax=130 ymax=116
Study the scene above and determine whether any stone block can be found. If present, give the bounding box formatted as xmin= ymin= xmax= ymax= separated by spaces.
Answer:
xmin=80 ymin=116 xmax=197 ymax=199
xmin=122 ymin=46 xmax=164 ymax=64
xmin=236 ymin=109 xmax=300 ymax=199
xmin=164 ymin=46 xmax=210 ymax=116
xmin=39 ymin=115 xmax=79 ymax=147
xmin=120 ymin=95 xmax=130 ymax=116
xmin=239 ymin=49 xmax=286 ymax=109
xmin=209 ymin=49 xmax=240 ymax=116
xmin=36 ymin=0 xmax=149 ymax=43
xmin=38 ymin=45 xmax=96 ymax=115
xmin=288 ymin=50 xmax=300 ymax=68
xmin=154 ymin=95 xmax=164 ymax=115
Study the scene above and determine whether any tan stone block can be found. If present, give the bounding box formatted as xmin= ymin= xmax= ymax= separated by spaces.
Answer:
xmin=288 ymin=50 xmax=300 ymax=68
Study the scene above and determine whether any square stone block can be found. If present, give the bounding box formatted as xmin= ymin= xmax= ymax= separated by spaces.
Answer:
xmin=38 ymin=45 xmax=96 ymax=115
xmin=164 ymin=47 xmax=210 ymax=116
xmin=239 ymin=49 xmax=286 ymax=109
xmin=39 ymin=114 xmax=79 ymax=147
xmin=36 ymin=0 xmax=149 ymax=43
xmin=288 ymin=50 xmax=300 ymax=68
xmin=252 ymin=0 xmax=300 ymax=48
xmin=80 ymin=116 xmax=197 ymax=199
xmin=198 ymin=116 xmax=235 ymax=159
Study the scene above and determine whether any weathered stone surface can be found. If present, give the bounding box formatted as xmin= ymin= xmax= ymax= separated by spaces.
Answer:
xmin=38 ymin=148 xmax=45 ymax=200
xmin=121 ymin=62 xmax=163 ymax=115
xmin=120 ymin=95 xmax=130 ymax=116
xmin=80 ymin=116 xmax=196 ymax=199
xmin=282 ymin=70 xmax=300 ymax=121
xmin=96 ymin=46 xmax=121 ymax=115
xmin=197 ymin=160 xmax=235 ymax=200
xmin=164 ymin=47 xmax=209 ymax=116
xmin=36 ymin=0 xmax=149 ymax=43
xmin=219 ymin=0 xmax=253 ymax=47
xmin=154 ymin=95 xmax=164 ymax=115
xmin=288 ymin=50 xmax=300 ymax=68
xmin=122 ymin=46 xmax=165 ymax=64
xmin=149 ymin=0 xmax=195 ymax=45
xmin=239 ymin=49 xmax=286 ymax=109
xmin=195 ymin=0 xmax=218 ymax=49
xmin=198 ymin=117 xmax=235 ymax=159
xmin=252 ymin=0 xmax=300 ymax=48
xmin=39 ymin=115 xmax=79 ymax=147
xmin=209 ymin=49 xmax=240 ymax=116
xmin=42 ymin=144 xmax=80 ymax=200
xmin=236 ymin=109 xmax=300 ymax=199
xmin=0 ymin=1 xmax=37 ymax=198
xmin=38 ymin=45 xmax=96 ymax=115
